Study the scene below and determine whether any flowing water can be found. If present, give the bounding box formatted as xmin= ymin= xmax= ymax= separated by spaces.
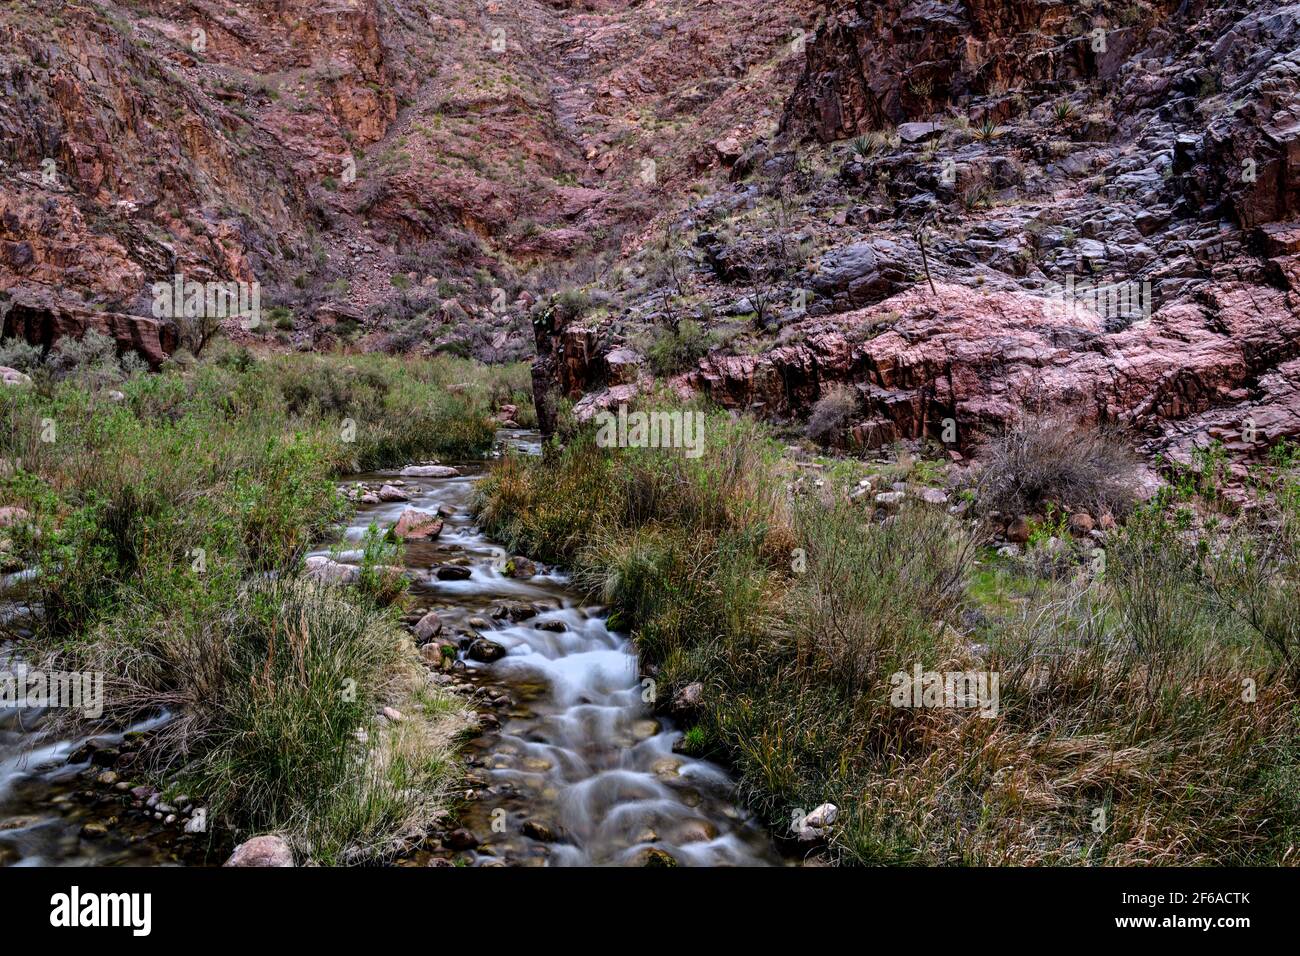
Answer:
xmin=330 ymin=430 xmax=782 ymax=866
xmin=0 ymin=430 xmax=782 ymax=866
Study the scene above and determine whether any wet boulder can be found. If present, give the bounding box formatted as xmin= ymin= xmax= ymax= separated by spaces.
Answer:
xmin=400 ymin=464 xmax=461 ymax=478
xmin=393 ymin=509 xmax=444 ymax=541
xmin=467 ymin=638 xmax=507 ymax=663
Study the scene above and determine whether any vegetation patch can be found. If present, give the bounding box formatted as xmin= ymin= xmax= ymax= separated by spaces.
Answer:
xmin=476 ymin=401 xmax=1300 ymax=865
xmin=0 ymin=344 xmax=511 ymax=861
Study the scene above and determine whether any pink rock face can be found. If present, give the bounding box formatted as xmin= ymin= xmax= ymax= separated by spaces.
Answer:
xmin=224 ymin=835 xmax=294 ymax=868
xmin=2 ymin=293 xmax=176 ymax=368
xmin=393 ymin=509 xmax=444 ymax=541
xmin=679 ymin=282 xmax=1300 ymax=460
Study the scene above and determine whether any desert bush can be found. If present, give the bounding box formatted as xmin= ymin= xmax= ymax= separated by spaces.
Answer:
xmin=43 ymin=328 xmax=147 ymax=388
xmin=644 ymin=318 xmax=712 ymax=377
xmin=0 ymin=335 xmax=42 ymax=372
xmin=972 ymin=413 xmax=1142 ymax=516
xmin=805 ymin=386 xmax=860 ymax=447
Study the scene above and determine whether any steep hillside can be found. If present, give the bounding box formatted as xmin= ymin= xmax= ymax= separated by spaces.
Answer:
xmin=0 ymin=0 xmax=816 ymax=360
xmin=533 ymin=0 xmax=1300 ymax=469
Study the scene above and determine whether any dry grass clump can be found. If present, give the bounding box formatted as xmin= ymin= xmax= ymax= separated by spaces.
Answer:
xmin=972 ymin=412 xmax=1143 ymax=516
xmin=805 ymin=385 xmax=860 ymax=447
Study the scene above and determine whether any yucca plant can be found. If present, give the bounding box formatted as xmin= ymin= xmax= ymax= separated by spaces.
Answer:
xmin=975 ymin=117 xmax=1003 ymax=141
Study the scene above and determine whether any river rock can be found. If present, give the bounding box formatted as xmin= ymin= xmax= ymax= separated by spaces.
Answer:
xmin=393 ymin=509 xmax=444 ymax=540
xmin=670 ymin=682 xmax=705 ymax=716
xmin=443 ymin=828 xmax=479 ymax=850
xmin=435 ymin=565 xmax=472 ymax=581
xmin=796 ymin=802 xmax=839 ymax=842
xmin=635 ymin=847 xmax=678 ymax=867
xmin=490 ymin=600 xmax=536 ymax=622
xmin=506 ymin=556 xmax=537 ymax=578
xmin=305 ymin=555 xmax=360 ymax=584
xmin=521 ymin=819 xmax=556 ymax=842
xmin=400 ymin=464 xmax=461 ymax=478
xmin=184 ymin=809 xmax=207 ymax=834
xmin=378 ymin=484 xmax=411 ymax=502
xmin=413 ymin=611 xmax=444 ymax=641
xmin=225 ymin=834 xmax=295 ymax=867
xmin=467 ymin=638 xmax=507 ymax=662
xmin=0 ymin=367 xmax=31 ymax=387
xmin=0 ymin=507 xmax=33 ymax=528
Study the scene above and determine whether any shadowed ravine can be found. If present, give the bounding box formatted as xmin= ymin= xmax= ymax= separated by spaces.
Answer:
xmin=0 ymin=431 xmax=782 ymax=867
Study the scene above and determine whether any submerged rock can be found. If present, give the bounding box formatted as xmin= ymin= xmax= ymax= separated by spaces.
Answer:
xmin=442 ymin=828 xmax=478 ymax=850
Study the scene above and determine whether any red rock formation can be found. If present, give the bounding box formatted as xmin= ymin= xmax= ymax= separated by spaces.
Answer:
xmin=2 ymin=292 xmax=177 ymax=368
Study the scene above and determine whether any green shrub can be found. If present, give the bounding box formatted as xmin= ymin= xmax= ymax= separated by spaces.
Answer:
xmin=645 ymin=319 xmax=712 ymax=377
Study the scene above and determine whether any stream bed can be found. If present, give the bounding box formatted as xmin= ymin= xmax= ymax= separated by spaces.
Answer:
xmin=0 ymin=430 xmax=782 ymax=867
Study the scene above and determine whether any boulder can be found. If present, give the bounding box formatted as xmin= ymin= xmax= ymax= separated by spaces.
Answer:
xmin=0 ymin=507 xmax=33 ymax=528
xmin=305 ymin=555 xmax=359 ymax=585
xmin=809 ymin=239 xmax=909 ymax=308
xmin=670 ymin=682 xmax=704 ymax=717
xmin=467 ymin=638 xmax=507 ymax=663
xmin=400 ymin=465 xmax=461 ymax=478
xmin=393 ymin=509 xmax=444 ymax=540
xmin=0 ymin=366 xmax=31 ymax=387
xmin=378 ymin=484 xmax=410 ymax=502
xmin=225 ymin=835 xmax=294 ymax=867
xmin=413 ymin=610 xmax=443 ymax=641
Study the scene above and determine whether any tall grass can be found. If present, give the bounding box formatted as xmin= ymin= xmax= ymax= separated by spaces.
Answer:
xmin=476 ymin=401 xmax=1300 ymax=865
xmin=0 ymin=348 xmax=506 ymax=860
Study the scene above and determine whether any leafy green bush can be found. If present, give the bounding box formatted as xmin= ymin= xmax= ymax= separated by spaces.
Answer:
xmin=645 ymin=319 xmax=712 ymax=377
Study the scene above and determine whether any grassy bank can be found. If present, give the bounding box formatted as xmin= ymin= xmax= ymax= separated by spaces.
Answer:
xmin=0 ymin=342 xmax=526 ymax=862
xmin=475 ymin=404 xmax=1300 ymax=865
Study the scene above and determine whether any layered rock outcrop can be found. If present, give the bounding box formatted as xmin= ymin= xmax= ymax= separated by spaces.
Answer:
xmin=534 ymin=0 xmax=1300 ymax=466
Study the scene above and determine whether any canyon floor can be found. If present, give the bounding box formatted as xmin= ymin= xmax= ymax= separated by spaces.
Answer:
xmin=1 ymin=0 xmax=1299 ymax=870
